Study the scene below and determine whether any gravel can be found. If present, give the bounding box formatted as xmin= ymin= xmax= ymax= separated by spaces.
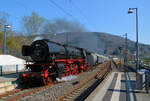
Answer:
xmin=18 ymin=65 xmax=102 ymax=101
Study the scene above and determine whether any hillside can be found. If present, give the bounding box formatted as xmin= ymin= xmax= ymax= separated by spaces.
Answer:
xmin=44 ymin=32 xmax=150 ymax=56
xmin=0 ymin=32 xmax=150 ymax=58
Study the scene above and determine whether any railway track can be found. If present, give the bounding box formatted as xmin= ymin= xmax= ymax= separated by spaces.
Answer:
xmin=0 ymin=84 xmax=53 ymax=101
xmin=55 ymin=61 xmax=114 ymax=101
xmin=0 ymin=61 xmax=114 ymax=101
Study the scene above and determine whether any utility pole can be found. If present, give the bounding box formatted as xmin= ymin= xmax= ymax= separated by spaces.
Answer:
xmin=123 ymin=33 xmax=128 ymax=65
xmin=3 ymin=25 xmax=11 ymax=54
xmin=4 ymin=26 xmax=6 ymax=54
xmin=119 ymin=46 xmax=122 ymax=66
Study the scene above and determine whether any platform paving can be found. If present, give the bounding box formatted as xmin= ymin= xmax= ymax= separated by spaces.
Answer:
xmin=0 ymin=74 xmax=19 ymax=94
xmin=86 ymin=71 xmax=150 ymax=101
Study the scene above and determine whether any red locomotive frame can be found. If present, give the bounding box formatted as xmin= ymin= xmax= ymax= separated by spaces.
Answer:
xmin=22 ymin=58 xmax=89 ymax=86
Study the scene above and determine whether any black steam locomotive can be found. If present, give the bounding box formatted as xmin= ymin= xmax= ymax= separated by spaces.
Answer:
xmin=20 ymin=38 xmax=108 ymax=86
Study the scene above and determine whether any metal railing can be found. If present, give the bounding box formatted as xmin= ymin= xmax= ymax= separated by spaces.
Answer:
xmin=136 ymin=68 xmax=150 ymax=93
xmin=0 ymin=64 xmax=25 ymax=76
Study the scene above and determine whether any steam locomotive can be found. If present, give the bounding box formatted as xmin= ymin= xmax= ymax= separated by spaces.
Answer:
xmin=20 ymin=38 xmax=108 ymax=86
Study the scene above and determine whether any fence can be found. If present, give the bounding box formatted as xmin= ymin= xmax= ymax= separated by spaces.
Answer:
xmin=136 ymin=69 xmax=150 ymax=93
xmin=0 ymin=64 xmax=25 ymax=76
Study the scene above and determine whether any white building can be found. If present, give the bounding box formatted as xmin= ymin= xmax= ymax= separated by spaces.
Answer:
xmin=0 ymin=55 xmax=26 ymax=72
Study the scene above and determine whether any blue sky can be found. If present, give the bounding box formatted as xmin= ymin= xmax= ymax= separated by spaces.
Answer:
xmin=0 ymin=0 xmax=150 ymax=44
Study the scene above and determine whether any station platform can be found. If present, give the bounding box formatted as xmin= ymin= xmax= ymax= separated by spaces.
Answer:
xmin=0 ymin=74 xmax=19 ymax=94
xmin=86 ymin=71 xmax=150 ymax=101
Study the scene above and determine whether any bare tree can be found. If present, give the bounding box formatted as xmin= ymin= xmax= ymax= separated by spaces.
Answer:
xmin=21 ymin=12 xmax=44 ymax=35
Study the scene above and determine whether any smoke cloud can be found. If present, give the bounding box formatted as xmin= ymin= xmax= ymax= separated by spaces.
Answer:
xmin=41 ymin=18 xmax=87 ymax=35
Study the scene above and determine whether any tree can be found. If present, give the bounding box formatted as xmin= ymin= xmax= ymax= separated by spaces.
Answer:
xmin=0 ymin=12 xmax=9 ymax=30
xmin=21 ymin=12 xmax=44 ymax=35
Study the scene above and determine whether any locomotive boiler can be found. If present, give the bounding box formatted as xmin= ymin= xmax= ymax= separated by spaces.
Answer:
xmin=22 ymin=39 xmax=85 ymax=62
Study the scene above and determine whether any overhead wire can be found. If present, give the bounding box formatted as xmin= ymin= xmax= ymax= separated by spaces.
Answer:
xmin=46 ymin=0 xmax=77 ymax=21
xmin=69 ymin=1 xmax=88 ymax=22
xmin=46 ymin=0 xmax=95 ymax=30
xmin=12 ymin=0 xmax=93 ymax=30
xmin=69 ymin=0 xmax=97 ymax=31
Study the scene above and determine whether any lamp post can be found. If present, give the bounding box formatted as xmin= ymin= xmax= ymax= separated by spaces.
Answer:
xmin=128 ymin=8 xmax=143 ymax=90
xmin=4 ymin=25 xmax=11 ymax=54
xmin=128 ymin=8 xmax=139 ymax=70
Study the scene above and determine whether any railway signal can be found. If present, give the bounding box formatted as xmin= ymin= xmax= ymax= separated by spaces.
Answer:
xmin=123 ymin=33 xmax=128 ymax=65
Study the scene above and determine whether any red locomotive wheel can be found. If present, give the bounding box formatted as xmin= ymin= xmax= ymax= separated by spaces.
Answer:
xmin=47 ymin=77 xmax=52 ymax=85
xmin=43 ymin=77 xmax=47 ymax=85
xmin=42 ymin=77 xmax=52 ymax=85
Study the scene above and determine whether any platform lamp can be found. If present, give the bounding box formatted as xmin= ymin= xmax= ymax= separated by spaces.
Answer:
xmin=128 ymin=8 xmax=139 ymax=71
xmin=4 ymin=24 xmax=11 ymax=54
xmin=128 ymin=8 xmax=143 ymax=90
